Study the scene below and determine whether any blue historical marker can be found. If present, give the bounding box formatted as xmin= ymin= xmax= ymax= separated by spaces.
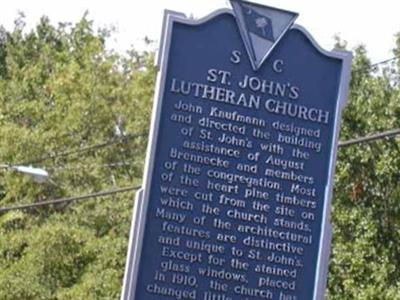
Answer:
xmin=121 ymin=1 xmax=352 ymax=299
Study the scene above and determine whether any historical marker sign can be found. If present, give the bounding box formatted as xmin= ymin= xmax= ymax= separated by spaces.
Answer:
xmin=122 ymin=1 xmax=352 ymax=299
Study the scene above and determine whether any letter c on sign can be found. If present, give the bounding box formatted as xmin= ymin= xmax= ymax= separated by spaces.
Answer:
xmin=273 ymin=60 xmax=284 ymax=73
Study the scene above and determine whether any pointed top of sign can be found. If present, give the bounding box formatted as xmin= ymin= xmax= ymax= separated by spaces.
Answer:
xmin=230 ymin=0 xmax=298 ymax=71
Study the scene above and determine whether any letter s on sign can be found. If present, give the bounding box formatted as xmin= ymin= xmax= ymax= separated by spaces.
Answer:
xmin=207 ymin=69 xmax=218 ymax=82
xmin=230 ymin=50 xmax=241 ymax=64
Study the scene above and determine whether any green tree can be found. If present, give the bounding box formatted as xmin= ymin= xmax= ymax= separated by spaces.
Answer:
xmin=0 ymin=14 xmax=155 ymax=299
xmin=327 ymin=43 xmax=400 ymax=299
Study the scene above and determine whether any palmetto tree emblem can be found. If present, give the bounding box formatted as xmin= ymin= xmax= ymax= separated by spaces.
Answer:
xmin=255 ymin=17 xmax=269 ymax=36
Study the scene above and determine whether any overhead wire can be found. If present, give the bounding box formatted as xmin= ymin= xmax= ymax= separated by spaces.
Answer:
xmin=0 ymin=185 xmax=140 ymax=213
xmin=339 ymin=128 xmax=400 ymax=147
xmin=17 ymin=131 xmax=147 ymax=166
xmin=370 ymin=57 xmax=398 ymax=69
xmin=14 ymin=126 xmax=400 ymax=169
xmin=352 ymin=56 xmax=399 ymax=74
xmin=0 ymin=127 xmax=399 ymax=213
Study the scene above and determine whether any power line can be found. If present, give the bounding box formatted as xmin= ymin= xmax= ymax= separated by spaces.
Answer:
xmin=352 ymin=56 xmax=399 ymax=74
xmin=370 ymin=57 xmax=398 ymax=68
xmin=11 ymin=127 xmax=400 ymax=170
xmin=1 ymin=128 xmax=399 ymax=213
xmin=46 ymin=160 xmax=139 ymax=171
xmin=339 ymin=128 xmax=400 ymax=147
xmin=7 ymin=123 xmax=400 ymax=170
xmin=0 ymin=185 xmax=140 ymax=213
xmin=42 ymin=128 xmax=400 ymax=170
xmin=17 ymin=131 xmax=147 ymax=166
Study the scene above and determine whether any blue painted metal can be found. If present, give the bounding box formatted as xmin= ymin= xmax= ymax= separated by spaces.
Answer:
xmin=122 ymin=4 xmax=351 ymax=300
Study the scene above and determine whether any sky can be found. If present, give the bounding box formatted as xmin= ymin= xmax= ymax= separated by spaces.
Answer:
xmin=1 ymin=0 xmax=400 ymax=63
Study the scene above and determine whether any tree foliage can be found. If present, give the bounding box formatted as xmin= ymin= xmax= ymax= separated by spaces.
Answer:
xmin=0 ymin=15 xmax=154 ymax=299
xmin=328 ymin=43 xmax=400 ymax=299
xmin=0 ymin=14 xmax=399 ymax=300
